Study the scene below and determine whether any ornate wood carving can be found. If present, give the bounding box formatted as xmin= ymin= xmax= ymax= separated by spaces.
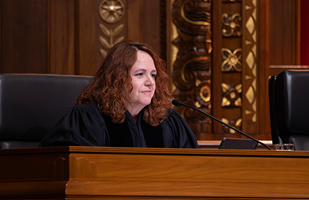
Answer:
xmin=222 ymin=13 xmax=242 ymax=37
xmin=171 ymin=0 xmax=212 ymax=135
xmin=170 ymin=0 xmax=259 ymax=138
xmin=99 ymin=0 xmax=125 ymax=23
xmin=220 ymin=1 xmax=243 ymax=135
xmin=98 ymin=0 xmax=125 ymax=58
xmin=221 ymin=48 xmax=242 ymax=72
xmin=242 ymin=0 xmax=258 ymax=133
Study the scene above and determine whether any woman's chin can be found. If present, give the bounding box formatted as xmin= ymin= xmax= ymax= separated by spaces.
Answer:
xmin=142 ymin=100 xmax=152 ymax=107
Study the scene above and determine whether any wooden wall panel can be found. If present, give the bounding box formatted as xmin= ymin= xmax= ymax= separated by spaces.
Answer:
xmin=127 ymin=0 xmax=161 ymax=55
xmin=0 ymin=0 xmax=161 ymax=76
xmin=49 ymin=0 xmax=76 ymax=74
xmin=269 ymin=0 xmax=299 ymax=65
xmin=1 ymin=0 xmax=48 ymax=73
xmin=76 ymin=0 xmax=161 ymax=76
xmin=127 ymin=0 xmax=143 ymax=44
xmin=75 ymin=0 xmax=100 ymax=76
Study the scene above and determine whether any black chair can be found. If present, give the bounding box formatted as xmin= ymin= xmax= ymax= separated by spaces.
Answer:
xmin=269 ymin=70 xmax=309 ymax=150
xmin=0 ymin=74 xmax=92 ymax=149
xmin=268 ymin=75 xmax=282 ymax=144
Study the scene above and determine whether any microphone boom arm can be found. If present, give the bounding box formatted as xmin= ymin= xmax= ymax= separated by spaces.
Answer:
xmin=178 ymin=102 xmax=271 ymax=150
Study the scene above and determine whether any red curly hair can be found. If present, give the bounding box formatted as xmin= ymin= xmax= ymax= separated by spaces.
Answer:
xmin=76 ymin=41 xmax=173 ymax=126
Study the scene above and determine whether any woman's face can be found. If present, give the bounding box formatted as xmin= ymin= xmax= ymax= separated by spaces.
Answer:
xmin=125 ymin=50 xmax=157 ymax=116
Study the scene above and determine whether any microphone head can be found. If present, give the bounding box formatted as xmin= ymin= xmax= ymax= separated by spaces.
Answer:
xmin=172 ymin=99 xmax=182 ymax=107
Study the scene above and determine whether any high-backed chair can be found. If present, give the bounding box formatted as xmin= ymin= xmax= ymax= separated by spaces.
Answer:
xmin=0 ymin=74 xmax=92 ymax=149
xmin=269 ymin=70 xmax=309 ymax=150
xmin=268 ymin=75 xmax=282 ymax=144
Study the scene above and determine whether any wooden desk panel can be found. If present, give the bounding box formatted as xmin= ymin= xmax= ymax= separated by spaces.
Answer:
xmin=0 ymin=147 xmax=309 ymax=199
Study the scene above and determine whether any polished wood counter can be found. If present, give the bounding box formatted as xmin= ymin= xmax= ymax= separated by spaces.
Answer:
xmin=0 ymin=146 xmax=309 ymax=199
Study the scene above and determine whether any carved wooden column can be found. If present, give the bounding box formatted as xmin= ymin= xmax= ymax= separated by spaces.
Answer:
xmin=171 ymin=0 xmax=212 ymax=139
xmin=170 ymin=0 xmax=260 ymax=140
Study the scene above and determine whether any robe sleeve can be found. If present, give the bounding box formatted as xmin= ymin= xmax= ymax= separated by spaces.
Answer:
xmin=38 ymin=104 xmax=109 ymax=147
xmin=164 ymin=109 xmax=200 ymax=148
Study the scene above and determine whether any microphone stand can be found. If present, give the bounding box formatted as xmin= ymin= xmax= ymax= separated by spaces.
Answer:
xmin=174 ymin=101 xmax=271 ymax=150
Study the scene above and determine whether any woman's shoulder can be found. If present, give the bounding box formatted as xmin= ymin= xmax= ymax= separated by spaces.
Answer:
xmin=163 ymin=108 xmax=192 ymax=127
xmin=166 ymin=108 xmax=181 ymax=116
xmin=72 ymin=103 xmax=100 ymax=112
xmin=71 ymin=103 xmax=104 ymax=121
xmin=164 ymin=108 xmax=184 ymax=122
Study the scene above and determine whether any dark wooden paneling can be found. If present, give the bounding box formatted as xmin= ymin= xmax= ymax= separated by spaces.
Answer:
xmin=127 ymin=0 xmax=161 ymax=55
xmin=1 ymin=0 xmax=47 ymax=73
xmin=49 ymin=0 xmax=76 ymax=74
xmin=75 ymin=0 xmax=161 ymax=76
xmin=140 ymin=0 xmax=161 ymax=55
xmin=269 ymin=0 xmax=299 ymax=65
xmin=75 ymin=0 xmax=99 ymax=76
xmin=127 ymin=0 xmax=143 ymax=44
xmin=0 ymin=0 xmax=161 ymax=76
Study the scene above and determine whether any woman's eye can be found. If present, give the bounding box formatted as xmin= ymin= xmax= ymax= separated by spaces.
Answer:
xmin=135 ymin=73 xmax=143 ymax=76
xmin=151 ymin=74 xmax=156 ymax=78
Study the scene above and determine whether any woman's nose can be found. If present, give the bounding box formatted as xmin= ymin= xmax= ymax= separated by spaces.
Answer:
xmin=145 ymin=75 xmax=155 ymax=86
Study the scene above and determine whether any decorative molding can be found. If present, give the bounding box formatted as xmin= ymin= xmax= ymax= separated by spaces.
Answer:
xmin=220 ymin=0 xmax=243 ymax=135
xmin=222 ymin=118 xmax=242 ymax=133
xmin=180 ymin=0 xmax=210 ymax=26
xmin=98 ymin=24 xmax=124 ymax=57
xmin=243 ymin=0 xmax=257 ymax=124
xmin=71 ymin=156 xmax=97 ymax=178
xmin=50 ymin=157 xmax=66 ymax=179
xmin=99 ymin=0 xmax=125 ymax=23
xmin=221 ymin=83 xmax=242 ymax=107
xmin=222 ymin=13 xmax=242 ymax=37
xmin=221 ymin=48 xmax=242 ymax=72
xmin=98 ymin=0 xmax=125 ymax=58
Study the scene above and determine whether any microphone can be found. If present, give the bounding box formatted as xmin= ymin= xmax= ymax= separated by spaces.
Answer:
xmin=172 ymin=99 xmax=271 ymax=150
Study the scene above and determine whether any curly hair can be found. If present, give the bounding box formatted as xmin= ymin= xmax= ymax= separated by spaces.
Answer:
xmin=76 ymin=41 xmax=173 ymax=126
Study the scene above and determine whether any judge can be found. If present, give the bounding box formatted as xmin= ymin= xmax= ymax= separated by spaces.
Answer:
xmin=38 ymin=41 xmax=199 ymax=148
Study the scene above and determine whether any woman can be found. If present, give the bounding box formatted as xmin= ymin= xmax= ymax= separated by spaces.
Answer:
xmin=38 ymin=41 xmax=199 ymax=148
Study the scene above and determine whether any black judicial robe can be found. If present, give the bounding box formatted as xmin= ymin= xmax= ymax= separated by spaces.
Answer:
xmin=38 ymin=103 xmax=199 ymax=148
